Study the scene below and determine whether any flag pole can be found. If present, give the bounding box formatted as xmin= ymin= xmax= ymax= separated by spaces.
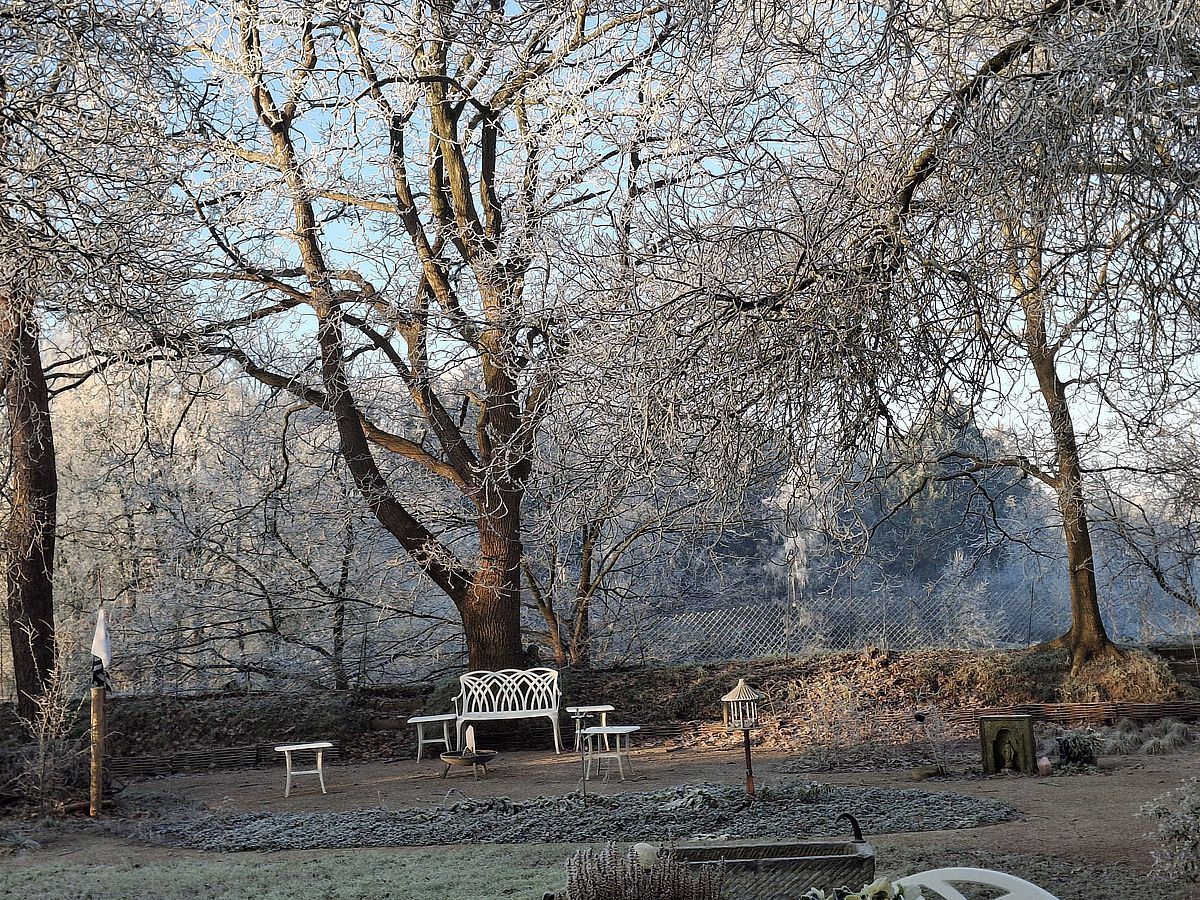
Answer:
xmin=90 ymin=587 xmax=111 ymax=817
xmin=89 ymin=682 xmax=104 ymax=816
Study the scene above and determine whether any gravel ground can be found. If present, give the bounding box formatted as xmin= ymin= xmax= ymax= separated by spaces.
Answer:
xmin=138 ymin=781 xmax=1018 ymax=852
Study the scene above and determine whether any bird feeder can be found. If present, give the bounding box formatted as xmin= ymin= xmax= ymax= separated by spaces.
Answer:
xmin=722 ymin=678 xmax=766 ymax=796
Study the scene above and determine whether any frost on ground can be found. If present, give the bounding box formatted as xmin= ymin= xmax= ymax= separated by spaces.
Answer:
xmin=139 ymin=781 xmax=1018 ymax=852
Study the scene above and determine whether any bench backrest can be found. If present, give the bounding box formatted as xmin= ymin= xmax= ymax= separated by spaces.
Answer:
xmin=456 ymin=668 xmax=561 ymax=716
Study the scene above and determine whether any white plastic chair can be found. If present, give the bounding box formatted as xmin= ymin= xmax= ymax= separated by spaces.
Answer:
xmin=895 ymin=867 xmax=1061 ymax=900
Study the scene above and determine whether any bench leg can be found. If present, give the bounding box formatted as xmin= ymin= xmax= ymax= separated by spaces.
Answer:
xmin=443 ymin=719 xmax=454 ymax=752
xmin=317 ymin=750 xmax=327 ymax=794
xmin=415 ymin=723 xmax=425 ymax=762
xmin=551 ymin=714 xmax=563 ymax=754
xmin=283 ymin=751 xmax=292 ymax=798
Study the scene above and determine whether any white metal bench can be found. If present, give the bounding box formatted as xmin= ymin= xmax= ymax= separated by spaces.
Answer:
xmin=454 ymin=667 xmax=563 ymax=753
xmin=896 ymin=866 xmax=1060 ymax=899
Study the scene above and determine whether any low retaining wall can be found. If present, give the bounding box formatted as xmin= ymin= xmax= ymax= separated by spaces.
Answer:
xmin=108 ymin=742 xmax=341 ymax=780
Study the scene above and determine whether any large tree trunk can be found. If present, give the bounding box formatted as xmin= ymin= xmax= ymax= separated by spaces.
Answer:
xmin=462 ymin=486 xmax=525 ymax=670
xmin=1029 ymin=341 xmax=1118 ymax=666
xmin=1 ymin=298 xmax=58 ymax=722
xmin=312 ymin=305 xmax=525 ymax=670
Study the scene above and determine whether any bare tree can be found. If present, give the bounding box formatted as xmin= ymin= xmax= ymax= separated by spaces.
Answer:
xmin=46 ymin=367 xmax=461 ymax=693
xmin=0 ymin=0 xmax=180 ymax=717
xmin=184 ymin=0 xmax=710 ymax=668
xmin=636 ymin=0 xmax=1200 ymax=666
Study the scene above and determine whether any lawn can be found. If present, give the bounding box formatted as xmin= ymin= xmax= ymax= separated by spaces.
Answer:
xmin=0 ymin=844 xmax=573 ymax=900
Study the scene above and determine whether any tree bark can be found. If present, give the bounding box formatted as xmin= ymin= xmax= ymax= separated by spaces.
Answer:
xmin=1 ymin=297 xmax=58 ymax=722
xmin=462 ymin=483 xmax=525 ymax=670
xmin=1022 ymin=289 xmax=1117 ymax=666
xmin=1034 ymin=364 xmax=1117 ymax=664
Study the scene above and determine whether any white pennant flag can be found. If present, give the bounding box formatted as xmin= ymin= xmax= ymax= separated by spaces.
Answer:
xmin=91 ymin=608 xmax=111 ymax=686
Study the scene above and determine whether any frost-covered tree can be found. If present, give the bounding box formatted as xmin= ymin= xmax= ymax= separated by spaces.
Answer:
xmin=0 ymin=0 xmax=181 ymax=716
xmin=638 ymin=0 xmax=1200 ymax=666
xmin=182 ymin=0 xmax=724 ymax=668
xmin=51 ymin=369 xmax=457 ymax=692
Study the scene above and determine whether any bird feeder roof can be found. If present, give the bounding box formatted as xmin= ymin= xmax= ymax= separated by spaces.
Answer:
xmin=722 ymin=678 xmax=765 ymax=703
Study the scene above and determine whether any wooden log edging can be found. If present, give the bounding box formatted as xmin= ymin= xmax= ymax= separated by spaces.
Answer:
xmin=934 ymin=700 xmax=1200 ymax=727
xmin=826 ymin=700 xmax=1200 ymax=730
xmin=691 ymin=700 xmax=1200 ymax=740
xmin=108 ymin=742 xmax=340 ymax=780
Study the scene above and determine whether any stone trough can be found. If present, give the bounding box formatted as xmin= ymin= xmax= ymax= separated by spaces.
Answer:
xmin=672 ymin=836 xmax=876 ymax=898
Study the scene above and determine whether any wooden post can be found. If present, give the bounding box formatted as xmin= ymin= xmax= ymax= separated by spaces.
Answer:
xmin=89 ymin=686 xmax=104 ymax=816
xmin=742 ymin=727 xmax=755 ymax=797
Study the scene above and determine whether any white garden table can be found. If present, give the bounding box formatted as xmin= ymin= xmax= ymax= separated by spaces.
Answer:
xmin=581 ymin=725 xmax=640 ymax=781
xmin=566 ymin=704 xmax=615 ymax=751
xmin=407 ymin=712 xmax=457 ymax=761
xmin=896 ymin=866 xmax=1060 ymax=899
xmin=274 ymin=741 xmax=332 ymax=798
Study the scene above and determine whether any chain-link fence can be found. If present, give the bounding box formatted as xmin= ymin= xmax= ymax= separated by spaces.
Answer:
xmin=624 ymin=589 xmax=1045 ymax=665
xmin=620 ymin=587 xmax=1200 ymax=666
xmin=7 ymin=579 xmax=1197 ymax=699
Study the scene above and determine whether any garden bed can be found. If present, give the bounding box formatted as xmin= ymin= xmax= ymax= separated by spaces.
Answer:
xmin=138 ymin=781 xmax=1018 ymax=852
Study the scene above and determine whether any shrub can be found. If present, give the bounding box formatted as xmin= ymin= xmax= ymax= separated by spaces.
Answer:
xmin=551 ymin=844 xmax=723 ymax=900
xmin=1142 ymin=778 xmax=1200 ymax=883
xmin=8 ymin=638 xmax=89 ymax=812
xmin=1054 ymin=730 xmax=1099 ymax=767
xmin=803 ymin=880 xmax=920 ymax=900
xmin=1097 ymin=718 xmax=1195 ymax=756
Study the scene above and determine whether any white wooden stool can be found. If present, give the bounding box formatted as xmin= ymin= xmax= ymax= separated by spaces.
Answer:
xmin=274 ymin=741 xmax=333 ymax=798
xmin=582 ymin=725 xmax=640 ymax=781
xmin=567 ymin=704 xmax=615 ymax=751
xmin=407 ymin=712 xmax=457 ymax=761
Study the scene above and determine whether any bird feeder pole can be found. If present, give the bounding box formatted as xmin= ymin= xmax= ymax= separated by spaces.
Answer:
xmin=722 ymin=678 xmax=766 ymax=798
xmin=742 ymin=724 xmax=755 ymax=796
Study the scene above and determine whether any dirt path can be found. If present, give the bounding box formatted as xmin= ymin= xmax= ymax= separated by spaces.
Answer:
xmin=821 ymin=755 xmax=1197 ymax=867
xmin=84 ymin=744 xmax=1200 ymax=868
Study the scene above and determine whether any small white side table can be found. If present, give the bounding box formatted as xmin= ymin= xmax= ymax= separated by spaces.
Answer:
xmin=407 ymin=712 xmax=458 ymax=761
xmin=582 ymin=725 xmax=640 ymax=781
xmin=567 ymin=704 xmax=615 ymax=751
xmin=274 ymin=741 xmax=333 ymax=798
